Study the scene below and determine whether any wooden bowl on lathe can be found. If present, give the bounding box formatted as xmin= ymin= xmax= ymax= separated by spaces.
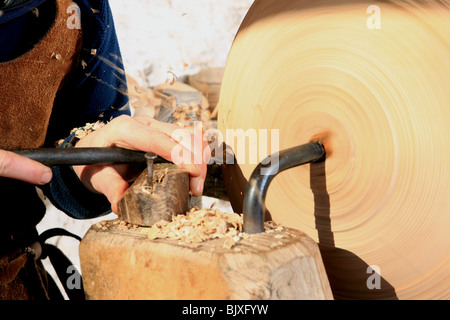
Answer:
xmin=218 ymin=0 xmax=450 ymax=300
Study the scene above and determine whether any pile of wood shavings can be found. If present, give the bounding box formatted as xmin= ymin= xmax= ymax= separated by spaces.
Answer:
xmin=139 ymin=207 xmax=286 ymax=249
xmin=95 ymin=208 xmax=286 ymax=250
xmin=140 ymin=207 xmax=245 ymax=249
xmin=70 ymin=121 xmax=106 ymax=139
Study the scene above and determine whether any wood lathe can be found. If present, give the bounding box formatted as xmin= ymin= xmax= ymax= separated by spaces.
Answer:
xmin=78 ymin=142 xmax=334 ymax=299
xmin=217 ymin=0 xmax=450 ymax=300
xmin=18 ymin=0 xmax=450 ymax=300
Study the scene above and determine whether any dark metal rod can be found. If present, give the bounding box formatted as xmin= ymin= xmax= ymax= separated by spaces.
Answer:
xmin=243 ymin=141 xmax=325 ymax=234
xmin=145 ymin=152 xmax=157 ymax=187
xmin=9 ymin=147 xmax=152 ymax=166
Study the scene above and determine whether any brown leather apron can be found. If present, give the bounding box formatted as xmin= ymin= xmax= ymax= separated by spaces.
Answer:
xmin=0 ymin=0 xmax=82 ymax=149
xmin=0 ymin=0 xmax=82 ymax=299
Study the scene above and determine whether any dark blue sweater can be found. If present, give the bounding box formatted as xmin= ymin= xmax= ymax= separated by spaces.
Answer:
xmin=0 ymin=0 xmax=130 ymax=233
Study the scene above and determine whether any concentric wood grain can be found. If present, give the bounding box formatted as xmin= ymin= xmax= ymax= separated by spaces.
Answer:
xmin=218 ymin=0 xmax=450 ymax=299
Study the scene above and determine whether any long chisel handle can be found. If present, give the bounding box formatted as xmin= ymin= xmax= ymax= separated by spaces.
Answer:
xmin=9 ymin=147 xmax=155 ymax=166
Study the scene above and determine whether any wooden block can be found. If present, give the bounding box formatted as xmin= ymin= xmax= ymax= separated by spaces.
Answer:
xmin=117 ymin=163 xmax=189 ymax=226
xmin=79 ymin=222 xmax=333 ymax=300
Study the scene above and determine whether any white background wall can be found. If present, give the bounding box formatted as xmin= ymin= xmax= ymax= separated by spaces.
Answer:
xmin=37 ymin=0 xmax=254 ymax=299
xmin=109 ymin=0 xmax=254 ymax=87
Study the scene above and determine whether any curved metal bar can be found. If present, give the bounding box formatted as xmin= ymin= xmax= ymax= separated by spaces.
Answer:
xmin=243 ymin=141 xmax=325 ymax=234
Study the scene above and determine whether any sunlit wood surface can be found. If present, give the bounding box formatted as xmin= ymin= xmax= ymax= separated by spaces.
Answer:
xmin=218 ymin=0 xmax=450 ymax=299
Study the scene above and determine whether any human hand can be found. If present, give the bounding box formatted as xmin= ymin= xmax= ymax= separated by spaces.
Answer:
xmin=0 ymin=150 xmax=52 ymax=185
xmin=72 ymin=115 xmax=209 ymax=213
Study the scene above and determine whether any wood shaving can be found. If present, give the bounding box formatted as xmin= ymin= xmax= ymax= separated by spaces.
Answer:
xmin=165 ymin=71 xmax=177 ymax=85
xmin=51 ymin=52 xmax=62 ymax=60
xmin=156 ymin=168 xmax=168 ymax=183
xmin=264 ymin=221 xmax=283 ymax=233
xmin=31 ymin=8 xmax=39 ymax=17
xmin=117 ymin=220 xmax=138 ymax=231
xmin=96 ymin=220 xmax=139 ymax=231
xmin=70 ymin=121 xmax=106 ymax=139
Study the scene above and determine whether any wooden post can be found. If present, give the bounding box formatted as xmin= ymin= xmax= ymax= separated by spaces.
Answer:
xmin=116 ymin=163 xmax=189 ymax=226
xmin=79 ymin=221 xmax=333 ymax=300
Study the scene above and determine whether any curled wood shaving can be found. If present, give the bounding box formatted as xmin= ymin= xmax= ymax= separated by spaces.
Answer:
xmin=165 ymin=71 xmax=177 ymax=85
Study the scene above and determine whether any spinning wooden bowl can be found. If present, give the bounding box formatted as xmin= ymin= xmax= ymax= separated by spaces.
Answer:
xmin=217 ymin=0 xmax=450 ymax=300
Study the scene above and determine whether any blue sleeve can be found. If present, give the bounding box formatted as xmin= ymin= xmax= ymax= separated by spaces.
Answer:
xmin=42 ymin=133 xmax=113 ymax=219
xmin=43 ymin=0 xmax=131 ymax=219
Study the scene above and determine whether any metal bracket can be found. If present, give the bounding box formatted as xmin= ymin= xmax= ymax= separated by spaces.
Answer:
xmin=243 ymin=141 xmax=325 ymax=234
